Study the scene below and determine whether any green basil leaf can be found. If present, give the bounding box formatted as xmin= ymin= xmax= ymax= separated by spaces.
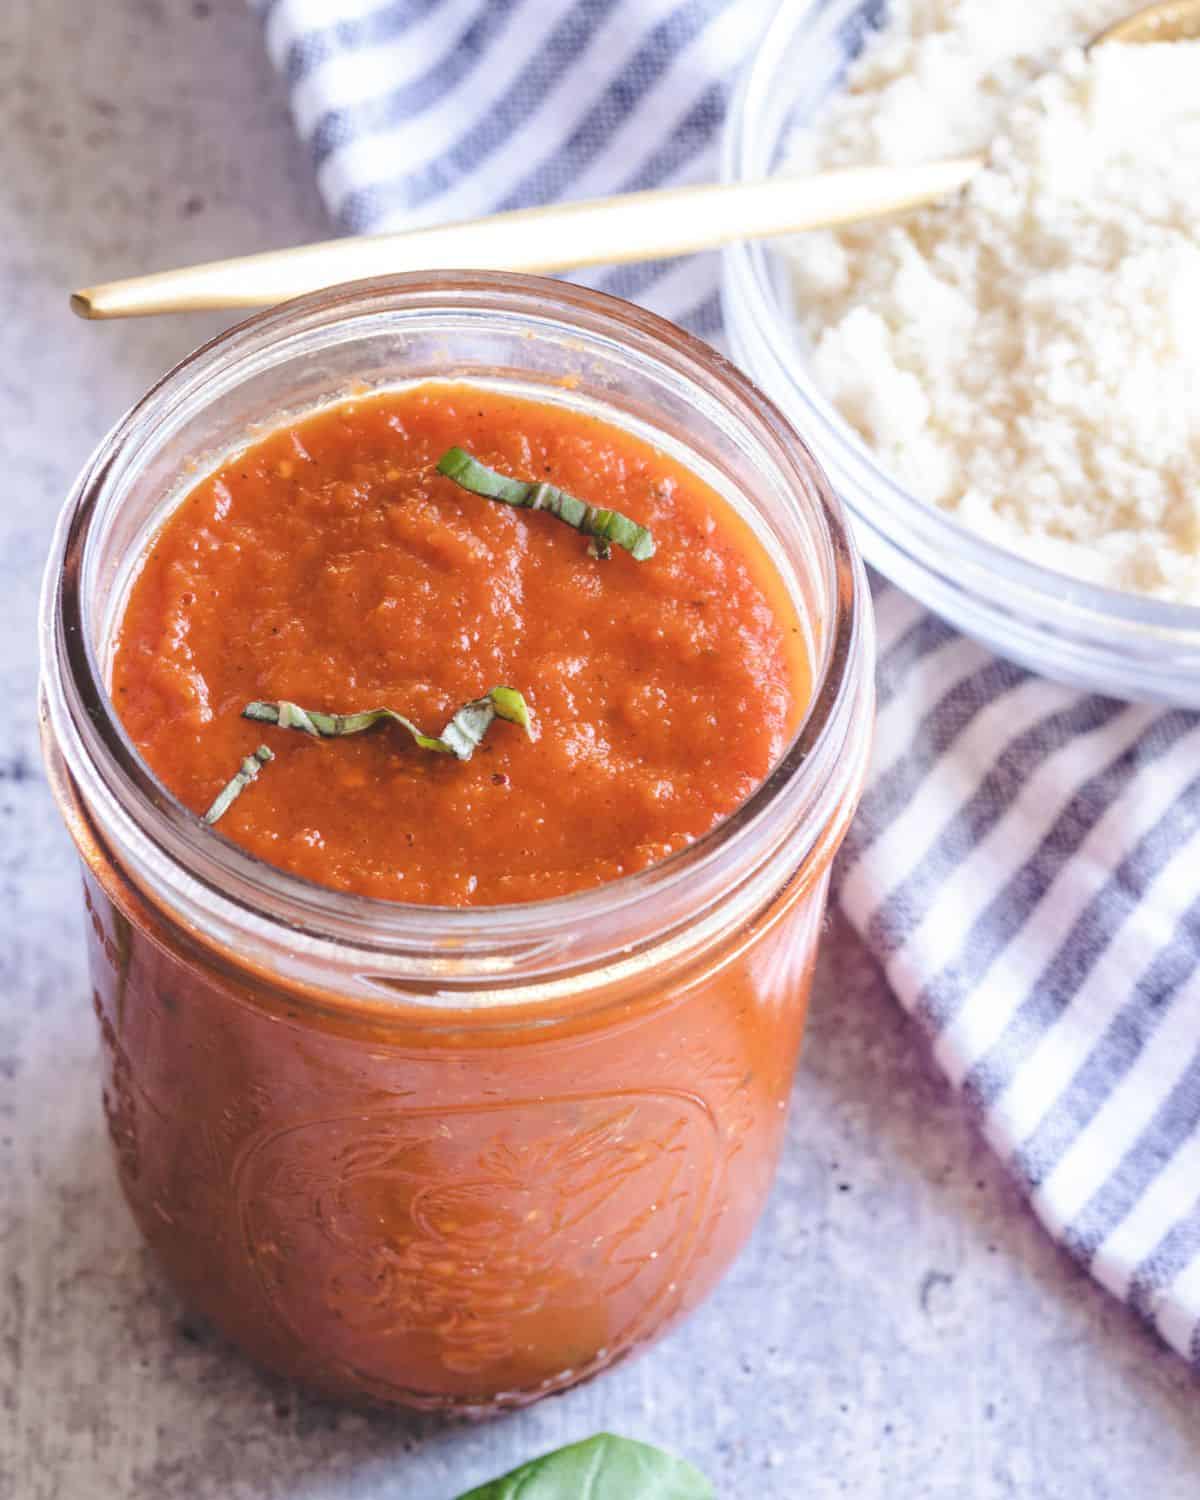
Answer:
xmin=454 ymin=1433 xmax=714 ymax=1500
xmin=437 ymin=447 xmax=656 ymax=562
xmin=202 ymin=744 xmax=274 ymax=825
xmin=242 ymin=687 xmax=531 ymax=763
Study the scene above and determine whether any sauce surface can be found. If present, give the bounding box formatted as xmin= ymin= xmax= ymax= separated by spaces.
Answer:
xmin=113 ymin=385 xmax=806 ymax=905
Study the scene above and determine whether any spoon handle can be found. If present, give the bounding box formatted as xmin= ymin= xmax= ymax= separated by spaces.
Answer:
xmin=71 ymin=156 xmax=982 ymax=320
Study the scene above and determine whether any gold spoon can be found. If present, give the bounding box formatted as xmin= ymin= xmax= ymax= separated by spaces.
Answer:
xmin=71 ymin=0 xmax=1200 ymax=320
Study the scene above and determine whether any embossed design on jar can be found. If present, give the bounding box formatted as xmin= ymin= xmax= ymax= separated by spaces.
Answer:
xmin=92 ymin=989 xmax=140 ymax=1183
xmin=235 ymin=1091 xmax=718 ymax=1394
xmin=677 ymin=1046 xmax=758 ymax=1167
xmin=211 ymin=1082 xmax=275 ymax=1155
xmin=83 ymin=880 xmax=133 ymax=1021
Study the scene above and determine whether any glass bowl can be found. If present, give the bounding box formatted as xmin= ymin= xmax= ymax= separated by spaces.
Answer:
xmin=721 ymin=0 xmax=1200 ymax=706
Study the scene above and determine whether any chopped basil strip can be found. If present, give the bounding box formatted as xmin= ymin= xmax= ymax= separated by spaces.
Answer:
xmin=203 ymin=744 xmax=274 ymax=826
xmin=243 ymin=686 xmax=531 ymax=763
xmin=436 ymin=446 xmax=655 ymax=561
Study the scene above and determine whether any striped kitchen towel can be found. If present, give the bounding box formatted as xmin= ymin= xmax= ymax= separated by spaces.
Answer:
xmin=256 ymin=0 xmax=1200 ymax=1365
xmin=837 ymin=590 xmax=1200 ymax=1365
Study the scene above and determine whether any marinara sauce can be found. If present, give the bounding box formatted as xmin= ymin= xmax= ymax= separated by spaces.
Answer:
xmin=44 ymin=280 xmax=873 ymax=1414
xmin=113 ymin=385 xmax=807 ymax=903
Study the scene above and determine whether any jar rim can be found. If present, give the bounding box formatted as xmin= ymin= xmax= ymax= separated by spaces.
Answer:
xmin=40 ymin=271 xmax=873 ymax=998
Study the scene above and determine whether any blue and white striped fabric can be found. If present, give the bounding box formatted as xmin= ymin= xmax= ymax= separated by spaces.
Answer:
xmin=838 ymin=592 xmax=1200 ymax=1364
xmin=258 ymin=0 xmax=770 ymax=337
xmin=256 ymin=0 xmax=1200 ymax=1365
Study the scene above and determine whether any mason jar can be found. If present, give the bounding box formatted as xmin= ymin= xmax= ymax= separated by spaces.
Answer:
xmin=39 ymin=272 xmax=875 ymax=1411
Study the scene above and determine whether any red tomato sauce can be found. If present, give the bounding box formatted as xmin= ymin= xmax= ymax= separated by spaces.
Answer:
xmin=112 ymin=384 xmax=808 ymax=904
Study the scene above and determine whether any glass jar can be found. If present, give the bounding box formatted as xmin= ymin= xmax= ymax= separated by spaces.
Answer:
xmin=39 ymin=272 xmax=874 ymax=1412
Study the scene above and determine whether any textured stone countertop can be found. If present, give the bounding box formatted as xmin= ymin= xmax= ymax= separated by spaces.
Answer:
xmin=3 ymin=2 xmax=1198 ymax=1496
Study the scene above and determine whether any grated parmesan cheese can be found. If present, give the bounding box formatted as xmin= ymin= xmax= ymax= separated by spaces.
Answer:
xmin=784 ymin=2 xmax=1200 ymax=603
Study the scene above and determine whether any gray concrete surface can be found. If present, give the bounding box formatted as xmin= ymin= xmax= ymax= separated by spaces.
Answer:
xmin=2 ymin=1 xmax=1198 ymax=1495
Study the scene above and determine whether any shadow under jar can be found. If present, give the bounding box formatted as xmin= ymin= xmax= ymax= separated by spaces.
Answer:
xmin=39 ymin=272 xmax=875 ymax=1412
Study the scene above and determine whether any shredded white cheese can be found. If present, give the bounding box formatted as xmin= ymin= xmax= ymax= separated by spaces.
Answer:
xmin=785 ymin=2 xmax=1200 ymax=603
